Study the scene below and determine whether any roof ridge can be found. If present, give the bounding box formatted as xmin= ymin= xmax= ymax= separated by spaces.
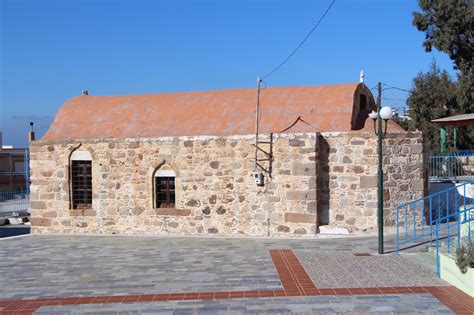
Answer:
xmin=72 ymin=82 xmax=361 ymax=98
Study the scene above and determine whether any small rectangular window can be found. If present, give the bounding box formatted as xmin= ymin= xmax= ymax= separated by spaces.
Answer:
xmin=71 ymin=160 xmax=92 ymax=209
xmin=155 ymin=177 xmax=175 ymax=208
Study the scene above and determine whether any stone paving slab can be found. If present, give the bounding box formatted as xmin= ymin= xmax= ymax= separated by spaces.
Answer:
xmin=1 ymin=233 xmax=472 ymax=314
xmin=0 ymin=234 xmax=444 ymax=300
xmin=1 ymin=234 xmax=465 ymax=314
xmin=33 ymin=294 xmax=453 ymax=314
xmin=295 ymin=250 xmax=446 ymax=288
xmin=0 ymin=236 xmax=284 ymax=300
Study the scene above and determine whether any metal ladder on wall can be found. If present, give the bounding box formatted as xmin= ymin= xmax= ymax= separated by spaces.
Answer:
xmin=251 ymin=77 xmax=273 ymax=185
xmin=252 ymin=133 xmax=273 ymax=180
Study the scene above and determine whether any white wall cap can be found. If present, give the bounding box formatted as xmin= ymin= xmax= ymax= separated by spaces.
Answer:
xmin=71 ymin=150 xmax=92 ymax=161
xmin=154 ymin=169 xmax=176 ymax=177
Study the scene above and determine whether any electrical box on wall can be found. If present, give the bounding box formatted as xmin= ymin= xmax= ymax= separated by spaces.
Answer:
xmin=253 ymin=172 xmax=264 ymax=186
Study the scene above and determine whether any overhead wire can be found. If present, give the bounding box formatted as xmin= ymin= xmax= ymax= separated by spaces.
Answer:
xmin=255 ymin=0 xmax=335 ymax=142
xmin=381 ymin=83 xmax=411 ymax=93
xmin=368 ymin=83 xmax=410 ymax=116
xmin=379 ymin=84 xmax=410 ymax=115
xmin=260 ymin=0 xmax=336 ymax=80
xmin=382 ymin=97 xmax=407 ymax=101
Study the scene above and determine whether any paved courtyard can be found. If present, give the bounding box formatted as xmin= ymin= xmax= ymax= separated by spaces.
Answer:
xmin=0 ymin=234 xmax=472 ymax=314
xmin=35 ymin=294 xmax=452 ymax=314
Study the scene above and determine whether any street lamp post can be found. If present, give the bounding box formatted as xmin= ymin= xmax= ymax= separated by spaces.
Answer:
xmin=369 ymin=82 xmax=394 ymax=255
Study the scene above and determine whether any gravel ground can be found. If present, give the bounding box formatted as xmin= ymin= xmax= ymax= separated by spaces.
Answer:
xmin=295 ymin=250 xmax=447 ymax=288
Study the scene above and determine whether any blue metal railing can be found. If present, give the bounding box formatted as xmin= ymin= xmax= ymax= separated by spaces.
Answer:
xmin=429 ymin=152 xmax=473 ymax=181
xmin=434 ymin=150 xmax=474 ymax=156
xmin=435 ymin=206 xmax=473 ymax=276
xmin=396 ymin=181 xmax=473 ymax=252
xmin=0 ymin=189 xmax=30 ymax=218
xmin=457 ymin=150 xmax=474 ymax=155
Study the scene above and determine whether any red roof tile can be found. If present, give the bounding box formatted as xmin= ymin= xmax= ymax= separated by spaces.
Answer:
xmin=42 ymin=83 xmax=403 ymax=141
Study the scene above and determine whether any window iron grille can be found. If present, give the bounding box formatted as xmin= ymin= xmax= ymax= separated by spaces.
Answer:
xmin=71 ymin=160 xmax=92 ymax=209
xmin=155 ymin=176 xmax=175 ymax=208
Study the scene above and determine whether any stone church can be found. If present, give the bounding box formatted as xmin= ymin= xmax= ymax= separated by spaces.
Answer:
xmin=29 ymin=82 xmax=425 ymax=236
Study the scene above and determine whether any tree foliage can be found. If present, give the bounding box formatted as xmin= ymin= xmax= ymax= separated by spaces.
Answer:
xmin=413 ymin=0 xmax=473 ymax=76
xmin=413 ymin=0 xmax=473 ymax=112
xmin=407 ymin=62 xmax=458 ymax=151
xmin=409 ymin=0 xmax=473 ymax=151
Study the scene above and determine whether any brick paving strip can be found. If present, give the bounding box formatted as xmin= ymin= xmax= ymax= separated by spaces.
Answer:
xmin=0 ymin=249 xmax=472 ymax=315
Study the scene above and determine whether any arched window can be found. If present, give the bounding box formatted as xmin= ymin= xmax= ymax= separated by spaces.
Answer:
xmin=154 ymin=169 xmax=176 ymax=208
xmin=70 ymin=150 xmax=92 ymax=209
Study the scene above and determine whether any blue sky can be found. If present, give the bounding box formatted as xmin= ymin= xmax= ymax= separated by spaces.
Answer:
xmin=1 ymin=0 xmax=456 ymax=147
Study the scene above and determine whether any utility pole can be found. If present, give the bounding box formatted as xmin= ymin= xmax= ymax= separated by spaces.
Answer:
xmin=254 ymin=77 xmax=261 ymax=170
xmin=377 ymin=82 xmax=384 ymax=255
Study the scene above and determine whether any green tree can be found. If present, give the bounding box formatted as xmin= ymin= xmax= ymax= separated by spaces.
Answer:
xmin=413 ymin=0 xmax=473 ymax=112
xmin=407 ymin=62 xmax=458 ymax=152
xmin=413 ymin=0 xmax=472 ymax=77
xmin=410 ymin=0 xmax=473 ymax=150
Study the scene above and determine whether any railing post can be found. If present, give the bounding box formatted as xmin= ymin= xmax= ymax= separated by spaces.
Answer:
xmin=465 ymin=184 xmax=471 ymax=244
xmin=447 ymin=212 xmax=451 ymax=254
xmin=446 ymin=190 xmax=449 ymax=222
xmin=405 ymin=207 xmax=408 ymax=239
xmin=396 ymin=206 xmax=399 ymax=253
xmin=438 ymin=194 xmax=441 ymax=225
xmin=449 ymin=156 xmax=451 ymax=179
xmin=429 ymin=197 xmax=433 ymax=245
xmin=457 ymin=209 xmax=461 ymax=249
xmin=422 ymin=199 xmax=425 ymax=237
xmin=469 ymin=211 xmax=472 ymax=245
xmin=436 ymin=221 xmax=440 ymax=277
xmin=464 ymin=183 xmax=467 ymax=215
xmin=414 ymin=202 xmax=417 ymax=240
xmin=436 ymin=156 xmax=439 ymax=179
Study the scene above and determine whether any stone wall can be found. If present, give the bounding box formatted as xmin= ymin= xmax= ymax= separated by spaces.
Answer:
xmin=29 ymin=133 xmax=318 ymax=236
xmin=29 ymin=131 xmax=425 ymax=236
xmin=318 ymin=131 xmax=425 ymax=232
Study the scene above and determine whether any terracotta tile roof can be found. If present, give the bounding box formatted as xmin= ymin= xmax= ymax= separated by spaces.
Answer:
xmin=431 ymin=113 xmax=474 ymax=126
xmin=42 ymin=83 xmax=404 ymax=141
